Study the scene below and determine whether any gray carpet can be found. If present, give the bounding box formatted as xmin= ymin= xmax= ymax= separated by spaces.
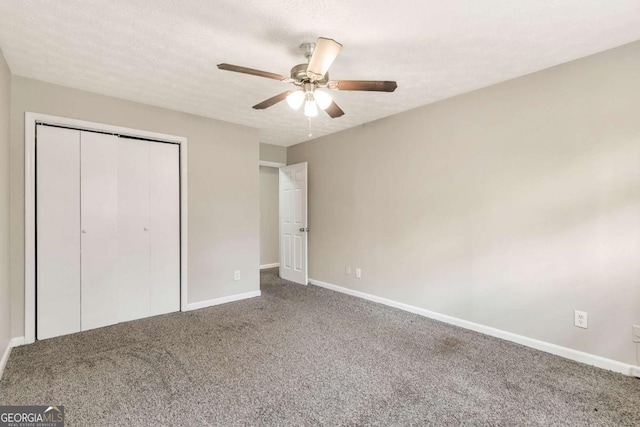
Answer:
xmin=1 ymin=268 xmax=638 ymax=426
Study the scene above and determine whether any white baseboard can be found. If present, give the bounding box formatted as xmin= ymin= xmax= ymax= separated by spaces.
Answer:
xmin=0 ymin=341 xmax=10 ymax=380
xmin=184 ymin=290 xmax=261 ymax=311
xmin=260 ymin=263 xmax=279 ymax=270
xmin=309 ymin=278 xmax=640 ymax=377
xmin=0 ymin=336 xmax=26 ymax=380
xmin=10 ymin=337 xmax=25 ymax=347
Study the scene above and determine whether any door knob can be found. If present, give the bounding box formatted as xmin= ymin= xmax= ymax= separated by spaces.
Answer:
xmin=144 ymin=227 xmax=149 ymax=231
xmin=299 ymin=228 xmax=309 ymax=232
xmin=81 ymin=229 xmax=87 ymax=234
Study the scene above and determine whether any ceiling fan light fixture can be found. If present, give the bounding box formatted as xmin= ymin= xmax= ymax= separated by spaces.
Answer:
xmin=286 ymin=90 xmax=305 ymax=110
xmin=314 ymin=90 xmax=333 ymax=110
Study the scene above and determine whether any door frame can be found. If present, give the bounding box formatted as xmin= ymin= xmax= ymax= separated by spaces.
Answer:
xmin=24 ymin=112 xmax=189 ymax=344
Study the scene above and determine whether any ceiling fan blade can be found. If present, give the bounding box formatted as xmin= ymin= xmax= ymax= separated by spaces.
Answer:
xmin=252 ymin=91 xmax=292 ymax=110
xmin=217 ymin=63 xmax=287 ymax=81
xmin=324 ymin=101 xmax=345 ymax=118
xmin=306 ymin=37 xmax=343 ymax=78
xmin=329 ymin=80 xmax=398 ymax=92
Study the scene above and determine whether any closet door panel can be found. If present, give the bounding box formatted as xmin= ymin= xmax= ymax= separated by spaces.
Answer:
xmin=149 ymin=142 xmax=180 ymax=315
xmin=81 ymin=132 xmax=121 ymax=331
xmin=117 ymin=139 xmax=151 ymax=322
xmin=36 ymin=125 xmax=81 ymax=340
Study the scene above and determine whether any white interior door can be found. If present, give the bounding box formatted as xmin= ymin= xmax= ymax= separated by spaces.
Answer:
xmin=279 ymin=162 xmax=308 ymax=285
xmin=149 ymin=142 xmax=180 ymax=315
xmin=81 ymin=131 xmax=121 ymax=331
xmin=117 ymin=138 xmax=151 ymax=322
xmin=36 ymin=125 xmax=81 ymax=340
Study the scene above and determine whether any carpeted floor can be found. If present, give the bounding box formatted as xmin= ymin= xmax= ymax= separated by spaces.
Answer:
xmin=1 ymin=268 xmax=639 ymax=426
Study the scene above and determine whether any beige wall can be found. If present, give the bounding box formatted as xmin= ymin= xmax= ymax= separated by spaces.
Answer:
xmin=259 ymin=143 xmax=286 ymax=164
xmin=10 ymin=77 xmax=260 ymax=338
xmin=0 ymin=50 xmax=11 ymax=353
xmin=260 ymin=166 xmax=279 ymax=266
xmin=288 ymin=41 xmax=640 ymax=366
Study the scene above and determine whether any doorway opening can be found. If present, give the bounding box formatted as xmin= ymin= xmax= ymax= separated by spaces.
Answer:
xmin=259 ymin=164 xmax=280 ymax=270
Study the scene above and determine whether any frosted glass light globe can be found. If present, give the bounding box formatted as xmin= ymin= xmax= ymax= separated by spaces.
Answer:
xmin=304 ymin=99 xmax=318 ymax=117
xmin=314 ymin=90 xmax=333 ymax=110
xmin=286 ymin=90 xmax=305 ymax=110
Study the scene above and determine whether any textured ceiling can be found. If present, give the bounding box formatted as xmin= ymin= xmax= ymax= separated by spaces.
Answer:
xmin=0 ymin=1 xmax=639 ymax=146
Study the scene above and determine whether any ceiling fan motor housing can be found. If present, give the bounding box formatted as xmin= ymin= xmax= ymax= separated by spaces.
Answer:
xmin=290 ymin=63 xmax=328 ymax=85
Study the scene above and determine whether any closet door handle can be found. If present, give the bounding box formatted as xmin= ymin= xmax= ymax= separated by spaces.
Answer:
xmin=81 ymin=229 xmax=87 ymax=234
xmin=144 ymin=227 xmax=149 ymax=231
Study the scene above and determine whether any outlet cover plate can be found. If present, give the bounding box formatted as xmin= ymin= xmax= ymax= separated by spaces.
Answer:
xmin=633 ymin=325 xmax=640 ymax=343
xmin=574 ymin=310 xmax=588 ymax=329
xmin=355 ymin=268 xmax=362 ymax=279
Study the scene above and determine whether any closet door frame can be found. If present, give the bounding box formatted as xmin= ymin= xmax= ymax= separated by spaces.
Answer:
xmin=24 ymin=112 xmax=188 ymax=344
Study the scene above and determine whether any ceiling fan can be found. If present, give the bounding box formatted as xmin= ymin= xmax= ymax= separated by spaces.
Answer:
xmin=217 ymin=37 xmax=397 ymax=118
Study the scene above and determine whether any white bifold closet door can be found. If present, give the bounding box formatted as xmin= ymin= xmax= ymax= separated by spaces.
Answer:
xmin=36 ymin=125 xmax=180 ymax=339
xmin=148 ymin=142 xmax=180 ymax=315
xmin=114 ymin=137 xmax=181 ymax=323
xmin=80 ymin=131 xmax=121 ymax=330
xmin=115 ymin=138 xmax=150 ymax=324
xmin=36 ymin=126 xmax=82 ymax=340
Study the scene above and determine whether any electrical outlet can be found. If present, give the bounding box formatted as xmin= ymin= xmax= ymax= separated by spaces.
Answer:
xmin=574 ymin=310 xmax=588 ymax=329
xmin=345 ymin=266 xmax=351 ymax=275
xmin=633 ymin=325 xmax=640 ymax=343
xmin=355 ymin=268 xmax=362 ymax=279
xmin=234 ymin=270 xmax=240 ymax=281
